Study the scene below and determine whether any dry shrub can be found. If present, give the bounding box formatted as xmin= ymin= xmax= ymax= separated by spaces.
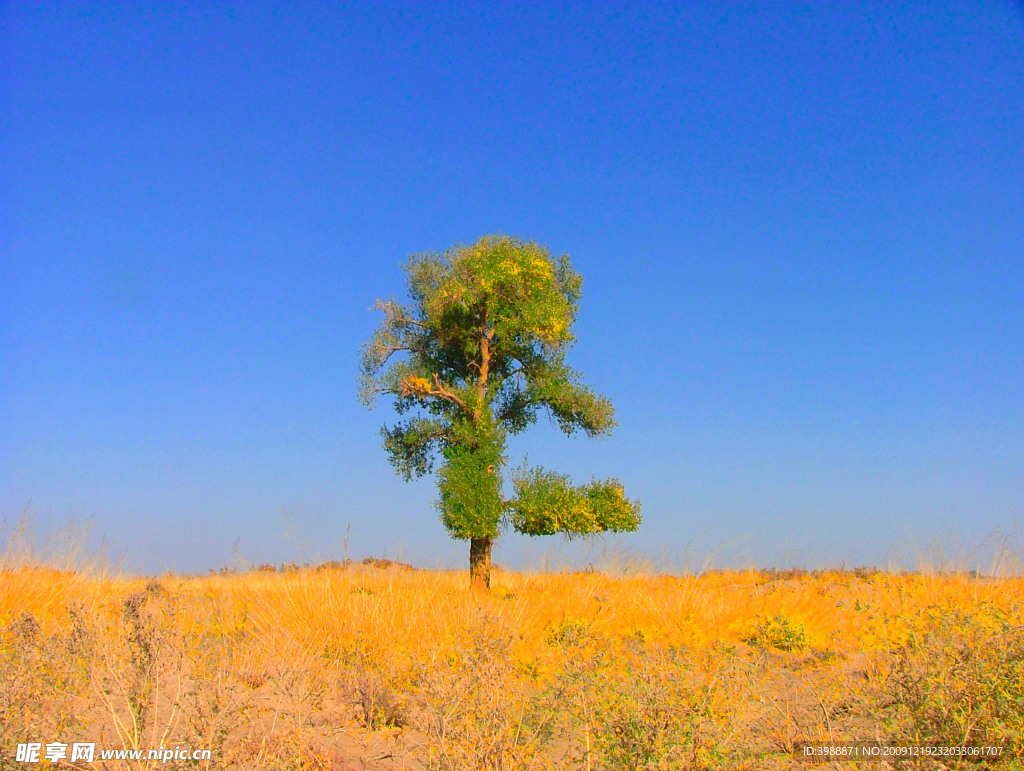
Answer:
xmin=4 ymin=560 xmax=1024 ymax=769
xmin=233 ymin=726 xmax=333 ymax=770
xmin=411 ymin=610 xmax=546 ymax=770
xmin=350 ymin=668 xmax=407 ymax=730
xmin=1 ymin=614 xmax=79 ymax=747
xmin=551 ymin=640 xmax=748 ymax=771
xmin=885 ymin=602 xmax=1024 ymax=763
xmin=86 ymin=588 xmax=216 ymax=769
xmin=749 ymin=651 xmax=886 ymax=762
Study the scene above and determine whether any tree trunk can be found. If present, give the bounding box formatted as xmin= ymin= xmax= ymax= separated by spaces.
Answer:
xmin=470 ymin=536 xmax=492 ymax=591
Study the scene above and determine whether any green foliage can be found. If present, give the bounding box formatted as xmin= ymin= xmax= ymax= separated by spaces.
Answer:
xmin=437 ymin=421 xmax=506 ymax=539
xmin=360 ymin=235 xmax=639 ymax=546
xmin=742 ymin=614 xmax=807 ymax=652
xmin=509 ymin=467 xmax=641 ymax=537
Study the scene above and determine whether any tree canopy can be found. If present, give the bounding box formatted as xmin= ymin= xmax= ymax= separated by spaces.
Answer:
xmin=360 ymin=235 xmax=640 ymax=587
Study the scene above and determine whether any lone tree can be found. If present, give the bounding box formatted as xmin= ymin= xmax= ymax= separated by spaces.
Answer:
xmin=360 ymin=235 xmax=640 ymax=589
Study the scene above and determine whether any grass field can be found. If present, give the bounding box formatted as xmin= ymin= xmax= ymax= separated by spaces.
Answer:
xmin=2 ymin=551 xmax=1023 ymax=770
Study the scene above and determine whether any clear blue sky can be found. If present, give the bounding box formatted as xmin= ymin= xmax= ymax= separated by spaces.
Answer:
xmin=3 ymin=1 xmax=1023 ymax=575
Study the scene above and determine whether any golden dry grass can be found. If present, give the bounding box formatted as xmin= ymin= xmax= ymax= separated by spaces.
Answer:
xmin=2 ymin=561 xmax=1022 ymax=769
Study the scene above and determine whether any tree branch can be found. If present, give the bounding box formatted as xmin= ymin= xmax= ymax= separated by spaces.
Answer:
xmin=397 ymin=374 xmax=469 ymax=412
xmin=496 ymin=395 xmax=536 ymax=425
xmin=432 ymin=373 xmax=469 ymax=411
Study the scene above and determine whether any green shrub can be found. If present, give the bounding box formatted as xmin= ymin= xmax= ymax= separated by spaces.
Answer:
xmin=743 ymin=614 xmax=806 ymax=651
